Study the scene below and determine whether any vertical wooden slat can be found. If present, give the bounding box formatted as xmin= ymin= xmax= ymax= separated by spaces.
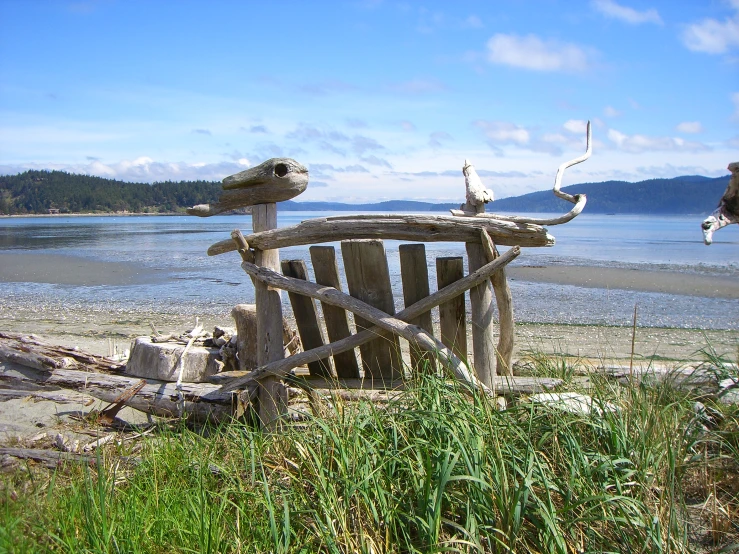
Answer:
xmin=436 ymin=257 xmax=467 ymax=361
xmin=466 ymin=242 xmax=496 ymax=386
xmin=399 ymin=244 xmax=436 ymax=373
xmin=253 ymin=203 xmax=287 ymax=426
xmin=281 ymin=259 xmax=333 ymax=377
xmin=309 ymin=246 xmax=361 ymax=378
xmin=341 ymin=239 xmax=401 ymax=380
xmin=231 ymin=304 xmax=258 ymax=371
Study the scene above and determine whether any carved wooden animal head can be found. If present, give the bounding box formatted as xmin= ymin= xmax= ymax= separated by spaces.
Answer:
xmin=188 ymin=158 xmax=308 ymax=217
xmin=702 ymin=162 xmax=739 ymax=245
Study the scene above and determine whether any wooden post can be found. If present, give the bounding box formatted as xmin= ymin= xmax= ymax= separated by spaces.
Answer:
xmin=466 ymin=242 xmax=496 ymax=387
xmin=309 ymin=246 xmax=361 ymax=378
xmin=253 ymin=203 xmax=287 ymax=427
xmin=399 ymin=244 xmax=436 ymax=373
xmin=281 ymin=259 xmax=332 ymax=377
xmin=231 ymin=304 xmax=258 ymax=371
xmin=436 ymin=257 xmax=467 ymax=361
xmin=341 ymin=240 xmax=401 ymax=380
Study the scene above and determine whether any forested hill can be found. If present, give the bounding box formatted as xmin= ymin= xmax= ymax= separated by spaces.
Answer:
xmin=0 ymin=169 xmax=730 ymax=215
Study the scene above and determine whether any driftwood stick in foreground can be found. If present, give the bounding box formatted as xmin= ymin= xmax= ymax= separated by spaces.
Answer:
xmin=480 ymin=230 xmax=515 ymax=376
xmin=207 ymin=214 xmax=552 ymax=256
xmin=221 ymin=246 xmax=520 ymax=392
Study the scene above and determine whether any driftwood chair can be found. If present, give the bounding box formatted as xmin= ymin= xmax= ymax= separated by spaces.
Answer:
xmin=189 ymin=124 xmax=593 ymax=427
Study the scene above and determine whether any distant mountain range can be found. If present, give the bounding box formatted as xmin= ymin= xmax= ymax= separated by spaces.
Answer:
xmin=0 ymin=170 xmax=730 ymax=216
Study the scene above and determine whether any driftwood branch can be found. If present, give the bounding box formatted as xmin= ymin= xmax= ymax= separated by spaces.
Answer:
xmin=221 ymin=246 xmax=520 ymax=392
xmin=553 ymin=120 xmax=592 ymax=204
xmin=238 ymin=261 xmax=485 ymax=393
xmin=207 ymin=214 xmax=552 ymax=256
xmin=480 ymin=230 xmax=514 ymax=375
xmin=188 ymin=158 xmax=309 ymax=216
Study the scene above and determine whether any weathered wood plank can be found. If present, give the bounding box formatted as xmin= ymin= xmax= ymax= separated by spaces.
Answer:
xmin=341 ymin=240 xmax=402 ymax=379
xmin=252 ymin=203 xmax=287 ymax=427
xmin=466 ymin=242 xmax=497 ymax=387
xmin=399 ymin=244 xmax=436 ymax=373
xmin=436 ymin=257 xmax=467 ymax=362
xmin=309 ymin=246 xmax=361 ymax=378
xmin=231 ymin=304 xmax=258 ymax=371
xmin=222 ymin=247 xmax=520 ymax=392
xmin=281 ymin=259 xmax=332 ymax=377
xmin=480 ymin=230 xmax=514 ymax=376
xmin=207 ymin=214 xmax=554 ymax=255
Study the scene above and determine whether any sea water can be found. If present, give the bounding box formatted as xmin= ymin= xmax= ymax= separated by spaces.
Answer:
xmin=0 ymin=213 xmax=737 ymax=329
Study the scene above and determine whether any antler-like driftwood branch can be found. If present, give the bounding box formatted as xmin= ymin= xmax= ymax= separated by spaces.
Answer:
xmin=450 ymin=121 xmax=592 ymax=226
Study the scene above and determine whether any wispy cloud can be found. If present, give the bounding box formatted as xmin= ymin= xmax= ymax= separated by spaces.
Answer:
xmin=428 ymin=131 xmax=453 ymax=148
xmin=462 ymin=15 xmax=483 ymax=28
xmin=675 ymin=121 xmax=703 ymax=133
xmin=474 ymin=120 xmax=530 ymax=145
xmin=681 ymin=3 xmax=739 ymax=54
xmin=192 ymin=129 xmax=212 ymax=136
xmin=486 ymin=33 xmax=593 ymax=72
xmin=607 ymin=129 xmax=711 ymax=153
xmin=604 ymin=106 xmax=622 ymax=118
xmin=591 ymin=0 xmax=662 ymax=25
xmin=385 ymin=79 xmax=448 ymax=95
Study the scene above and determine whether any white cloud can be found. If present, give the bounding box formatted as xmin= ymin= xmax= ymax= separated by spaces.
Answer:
xmin=607 ymin=128 xmax=711 ymax=153
xmin=563 ymin=119 xmax=588 ymax=133
xmin=681 ymin=5 xmax=739 ymax=54
xmin=486 ymin=33 xmax=593 ymax=72
xmin=474 ymin=121 xmax=530 ymax=145
xmin=591 ymin=0 xmax=662 ymax=25
xmin=604 ymin=106 xmax=622 ymax=118
xmin=675 ymin=121 xmax=703 ymax=133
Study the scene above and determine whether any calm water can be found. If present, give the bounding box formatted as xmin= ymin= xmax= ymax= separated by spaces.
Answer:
xmin=1 ymin=213 xmax=737 ymax=329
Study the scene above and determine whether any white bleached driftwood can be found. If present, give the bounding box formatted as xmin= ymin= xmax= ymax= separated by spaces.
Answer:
xmin=221 ymin=246 xmax=520 ymax=393
xmin=187 ymin=158 xmax=308 ymax=216
xmin=702 ymin=161 xmax=739 ymax=245
xmin=207 ymin=214 xmax=552 ymax=256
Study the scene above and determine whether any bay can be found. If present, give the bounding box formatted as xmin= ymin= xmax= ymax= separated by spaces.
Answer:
xmin=0 ymin=212 xmax=737 ymax=330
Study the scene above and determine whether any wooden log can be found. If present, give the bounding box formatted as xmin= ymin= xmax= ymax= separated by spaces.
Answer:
xmin=466 ymin=241 xmax=497 ymax=387
xmin=309 ymin=246 xmax=361 ymax=378
xmin=236 ymin=260 xmax=491 ymax=394
xmin=222 ymin=247 xmax=520 ymax=392
xmin=231 ymin=304 xmax=259 ymax=371
xmin=399 ymin=244 xmax=436 ymax=373
xmin=0 ymin=388 xmax=95 ymax=405
xmin=252 ymin=203 xmax=288 ymax=427
xmin=436 ymin=257 xmax=467 ymax=361
xmin=480 ymin=230 xmax=514 ymax=376
xmin=188 ymin=158 xmax=308 ymax=216
xmin=281 ymin=259 xmax=332 ymax=377
xmin=207 ymin=214 xmax=554 ymax=256
xmin=341 ymin=240 xmax=402 ymax=380
xmin=286 ymin=376 xmax=405 ymax=391
xmin=449 ymin=194 xmax=586 ymax=226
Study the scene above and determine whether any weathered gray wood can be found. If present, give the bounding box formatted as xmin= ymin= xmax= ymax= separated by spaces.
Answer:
xmin=341 ymin=240 xmax=402 ymax=380
xmin=399 ymin=244 xmax=436 ymax=373
xmin=466 ymin=242 xmax=497 ymax=387
xmin=281 ymin=259 xmax=332 ymax=377
xmin=0 ymin=388 xmax=94 ymax=404
xmin=236 ymin=260 xmax=489 ymax=394
xmin=188 ymin=158 xmax=308 ymax=216
xmin=450 ymin=194 xmax=586 ymax=226
xmin=309 ymin=246 xmax=360 ymax=378
xmin=231 ymin=304 xmax=258 ymax=371
xmin=480 ymin=230 xmax=514 ymax=376
xmin=207 ymin=214 xmax=554 ymax=256
xmin=253 ymin=202 xmax=287 ymax=427
xmin=222 ymin=247 xmax=520 ymax=392
xmin=436 ymin=257 xmax=467 ymax=361
xmin=287 ymin=376 xmax=405 ymax=391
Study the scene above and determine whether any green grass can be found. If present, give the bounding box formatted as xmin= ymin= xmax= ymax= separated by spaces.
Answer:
xmin=2 ymin=352 xmax=738 ymax=553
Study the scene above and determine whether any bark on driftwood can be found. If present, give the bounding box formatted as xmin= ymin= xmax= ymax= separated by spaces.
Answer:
xmin=221 ymin=247 xmax=520 ymax=393
xmin=207 ymin=214 xmax=553 ymax=256
xmin=187 ymin=158 xmax=309 ymax=216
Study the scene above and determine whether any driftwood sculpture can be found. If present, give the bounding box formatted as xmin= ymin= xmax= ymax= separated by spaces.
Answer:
xmin=702 ymin=162 xmax=739 ymax=245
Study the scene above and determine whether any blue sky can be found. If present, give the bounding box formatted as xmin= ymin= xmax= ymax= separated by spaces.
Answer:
xmin=1 ymin=0 xmax=737 ymax=203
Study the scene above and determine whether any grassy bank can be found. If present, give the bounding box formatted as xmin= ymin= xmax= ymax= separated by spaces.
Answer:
xmin=2 ymin=352 xmax=738 ymax=553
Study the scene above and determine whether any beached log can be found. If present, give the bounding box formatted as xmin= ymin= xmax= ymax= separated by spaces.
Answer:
xmin=221 ymin=247 xmax=519 ymax=392
xmin=187 ymin=158 xmax=309 ymax=216
xmin=466 ymin=240 xmax=497 ymax=387
xmin=436 ymin=257 xmax=467 ymax=361
xmin=281 ymin=259 xmax=332 ymax=377
xmin=342 ymin=240 xmax=402 ymax=379
xmin=399 ymin=244 xmax=436 ymax=373
xmin=0 ymin=332 xmax=124 ymax=373
xmin=309 ymin=246 xmax=361 ymax=378
xmin=480 ymin=230 xmax=514 ymax=376
xmin=0 ymin=388 xmax=95 ymax=405
xmin=207 ymin=214 xmax=554 ymax=256
xmin=252 ymin=202 xmax=288 ymax=427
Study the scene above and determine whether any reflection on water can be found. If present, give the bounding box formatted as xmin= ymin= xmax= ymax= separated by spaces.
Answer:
xmin=1 ymin=213 xmax=737 ymax=329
